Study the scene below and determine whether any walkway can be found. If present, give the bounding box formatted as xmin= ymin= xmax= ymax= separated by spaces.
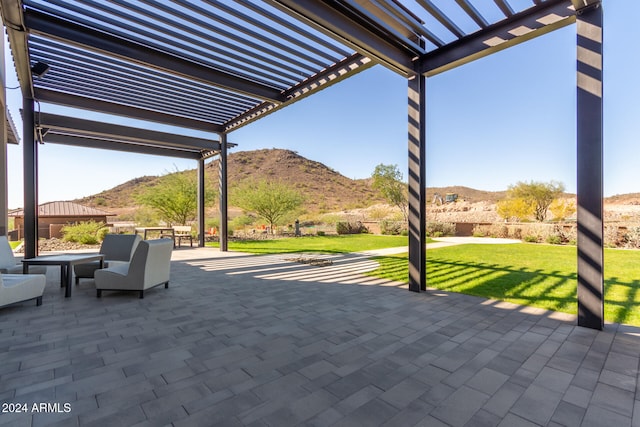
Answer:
xmin=1 ymin=247 xmax=638 ymax=426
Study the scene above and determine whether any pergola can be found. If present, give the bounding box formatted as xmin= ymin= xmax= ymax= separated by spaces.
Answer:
xmin=1 ymin=0 xmax=605 ymax=329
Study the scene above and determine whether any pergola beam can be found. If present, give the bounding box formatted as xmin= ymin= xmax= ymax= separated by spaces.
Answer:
xmin=37 ymin=113 xmax=221 ymax=153
xmin=42 ymin=133 xmax=203 ymax=160
xmin=35 ymin=89 xmax=224 ymax=134
xmin=24 ymin=9 xmax=284 ymax=103
xmin=421 ymin=0 xmax=575 ymax=76
xmin=0 ymin=0 xmax=34 ymax=98
xmin=267 ymin=0 xmax=419 ymax=76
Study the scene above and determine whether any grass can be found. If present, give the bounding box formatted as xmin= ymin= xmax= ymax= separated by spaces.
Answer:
xmin=207 ymin=234 xmax=411 ymax=254
xmin=368 ymin=243 xmax=640 ymax=326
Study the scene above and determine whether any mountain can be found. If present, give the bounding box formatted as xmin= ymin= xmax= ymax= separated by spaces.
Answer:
xmin=76 ymin=149 xmax=383 ymax=214
xmin=80 ymin=148 xmax=631 ymax=218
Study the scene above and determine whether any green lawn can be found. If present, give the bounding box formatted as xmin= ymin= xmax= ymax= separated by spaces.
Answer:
xmin=368 ymin=243 xmax=640 ymax=325
xmin=207 ymin=234 xmax=409 ymax=254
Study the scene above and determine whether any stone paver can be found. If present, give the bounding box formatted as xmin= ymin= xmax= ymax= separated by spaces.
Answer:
xmin=0 ymin=247 xmax=639 ymax=426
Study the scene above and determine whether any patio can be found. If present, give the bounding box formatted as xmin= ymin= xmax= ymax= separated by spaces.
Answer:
xmin=1 ymin=248 xmax=639 ymax=426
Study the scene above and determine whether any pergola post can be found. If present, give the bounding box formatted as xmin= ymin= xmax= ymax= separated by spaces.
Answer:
xmin=408 ymin=71 xmax=427 ymax=292
xmin=575 ymin=1 xmax=604 ymax=330
xmin=219 ymin=134 xmax=228 ymax=252
xmin=0 ymin=39 xmax=7 ymax=237
xmin=197 ymin=157 xmax=205 ymax=247
xmin=23 ymin=96 xmax=38 ymax=258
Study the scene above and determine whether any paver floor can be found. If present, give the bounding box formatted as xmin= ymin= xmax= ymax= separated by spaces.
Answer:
xmin=1 ymin=247 xmax=639 ymax=426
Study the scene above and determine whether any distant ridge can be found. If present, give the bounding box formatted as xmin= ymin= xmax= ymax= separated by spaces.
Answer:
xmin=426 ymin=186 xmax=507 ymax=203
xmin=77 ymin=149 xmax=383 ymax=213
xmin=76 ymin=148 xmax=635 ymax=215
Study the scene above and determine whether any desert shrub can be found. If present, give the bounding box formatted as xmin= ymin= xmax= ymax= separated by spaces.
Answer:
xmin=472 ymin=225 xmax=489 ymax=237
xmin=62 ymin=221 xmax=108 ymax=245
xmin=623 ymin=226 xmax=640 ymax=249
xmin=321 ymin=214 xmax=343 ymax=226
xmin=230 ymin=214 xmax=256 ymax=231
xmin=523 ymin=235 xmax=539 ymax=243
xmin=546 ymin=235 xmax=562 ymax=245
xmin=471 ymin=224 xmax=503 ymax=238
xmin=133 ymin=207 xmax=160 ymax=227
xmin=336 ymin=221 xmax=368 ymax=235
xmin=604 ymin=225 xmax=621 ymax=248
xmin=380 ymin=220 xmax=406 ymax=235
xmin=368 ymin=206 xmax=391 ymax=221
xmin=427 ymin=222 xmax=456 ymax=237
xmin=510 ymin=227 xmax=522 ymax=240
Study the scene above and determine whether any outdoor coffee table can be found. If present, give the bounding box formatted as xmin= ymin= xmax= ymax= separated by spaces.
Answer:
xmin=22 ymin=254 xmax=105 ymax=298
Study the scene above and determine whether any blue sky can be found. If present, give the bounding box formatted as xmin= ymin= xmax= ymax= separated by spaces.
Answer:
xmin=5 ymin=0 xmax=639 ymax=209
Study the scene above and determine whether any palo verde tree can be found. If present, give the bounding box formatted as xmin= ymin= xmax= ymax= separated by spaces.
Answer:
xmin=507 ymin=180 xmax=565 ymax=222
xmin=137 ymin=168 xmax=215 ymax=225
xmin=231 ymin=179 xmax=304 ymax=233
xmin=371 ymin=164 xmax=408 ymax=222
xmin=496 ymin=198 xmax=535 ymax=222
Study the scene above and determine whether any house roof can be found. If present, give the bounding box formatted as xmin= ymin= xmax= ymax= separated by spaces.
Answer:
xmin=9 ymin=201 xmax=115 ymax=217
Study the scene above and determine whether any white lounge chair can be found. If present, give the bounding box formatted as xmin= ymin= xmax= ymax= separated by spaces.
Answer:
xmin=0 ymin=272 xmax=46 ymax=308
xmin=0 ymin=236 xmax=46 ymax=274
xmin=74 ymin=234 xmax=141 ymax=284
xmin=95 ymin=239 xmax=173 ymax=299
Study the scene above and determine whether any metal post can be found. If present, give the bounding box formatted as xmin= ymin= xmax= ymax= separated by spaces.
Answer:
xmin=23 ymin=96 xmax=38 ymax=258
xmin=0 ymin=39 xmax=7 ymax=237
xmin=219 ymin=134 xmax=228 ymax=252
xmin=197 ymin=157 xmax=205 ymax=247
xmin=575 ymin=1 xmax=604 ymax=330
xmin=408 ymin=71 xmax=426 ymax=292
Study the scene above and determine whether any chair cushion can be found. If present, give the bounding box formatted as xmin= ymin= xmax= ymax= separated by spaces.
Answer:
xmin=0 ymin=274 xmax=46 ymax=307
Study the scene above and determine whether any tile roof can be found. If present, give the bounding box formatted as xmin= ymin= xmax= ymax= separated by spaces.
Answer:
xmin=9 ymin=201 xmax=115 ymax=217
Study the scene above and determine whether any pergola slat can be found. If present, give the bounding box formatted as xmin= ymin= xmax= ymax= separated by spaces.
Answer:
xmin=25 ymin=9 xmax=285 ymax=102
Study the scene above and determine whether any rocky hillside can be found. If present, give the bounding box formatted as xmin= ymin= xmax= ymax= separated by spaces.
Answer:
xmin=74 ymin=147 xmax=640 ymax=223
xmin=77 ymin=148 xmax=383 ymax=214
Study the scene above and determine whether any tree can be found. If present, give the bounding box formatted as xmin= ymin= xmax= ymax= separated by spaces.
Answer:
xmin=137 ymin=169 xmax=215 ymax=225
xmin=496 ymin=198 xmax=535 ymax=222
xmin=231 ymin=180 xmax=304 ymax=233
xmin=507 ymin=180 xmax=565 ymax=222
xmin=371 ymin=164 xmax=408 ymax=222
xmin=549 ymin=198 xmax=576 ymax=221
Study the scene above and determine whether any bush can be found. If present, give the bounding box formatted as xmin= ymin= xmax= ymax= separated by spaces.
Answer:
xmin=380 ymin=220 xmax=406 ymax=235
xmin=622 ymin=226 xmax=640 ymax=249
xmin=336 ymin=221 xmax=368 ymax=235
xmin=62 ymin=221 xmax=108 ymax=245
xmin=426 ymin=222 xmax=456 ymax=237
xmin=524 ymin=235 xmax=539 ymax=243
xmin=546 ymin=235 xmax=563 ymax=245
xmin=316 ymin=231 xmax=326 ymax=236
xmin=604 ymin=225 xmax=622 ymax=248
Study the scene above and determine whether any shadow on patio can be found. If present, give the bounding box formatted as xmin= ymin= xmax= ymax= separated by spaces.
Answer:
xmin=1 ymin=247 xmax=639 ymax=426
